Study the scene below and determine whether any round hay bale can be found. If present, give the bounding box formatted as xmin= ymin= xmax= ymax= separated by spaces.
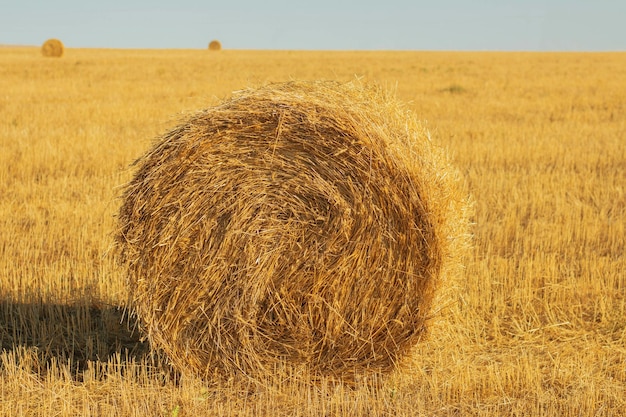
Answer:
xmin=41 ymin=38 xmax=64 ymax=57
xmin=208 ymin=40 xmax=222 ymax=51
xmin=116 ymin=80 xmax=469 ymax=382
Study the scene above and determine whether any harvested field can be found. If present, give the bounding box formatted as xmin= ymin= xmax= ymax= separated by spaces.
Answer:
xmin=0 ymin=47 xmax=624 ymax=416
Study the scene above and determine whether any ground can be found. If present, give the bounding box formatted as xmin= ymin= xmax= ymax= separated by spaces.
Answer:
xmin=0 ymin=47 xmax=624 ymax=416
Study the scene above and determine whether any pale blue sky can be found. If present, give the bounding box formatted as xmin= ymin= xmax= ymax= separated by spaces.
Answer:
xmin=1 ymin=0 xmax=625 ymax=51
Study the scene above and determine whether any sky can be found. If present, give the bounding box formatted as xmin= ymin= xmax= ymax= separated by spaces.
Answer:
xmin=1 ymin=0 xmax=625 ymax=51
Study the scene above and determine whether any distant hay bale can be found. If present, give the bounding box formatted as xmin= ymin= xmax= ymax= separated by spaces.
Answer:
xmin=208 ymin=40 xmax=222 ymax=51
xmin=41 ymin=39 xmax=64 ymax=57
xmin=116 ymin=80 xmax=469 ymax=382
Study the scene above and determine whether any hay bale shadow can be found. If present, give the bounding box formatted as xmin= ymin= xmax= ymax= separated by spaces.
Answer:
xmin=0 ymin=298 xmax=162 ymax=381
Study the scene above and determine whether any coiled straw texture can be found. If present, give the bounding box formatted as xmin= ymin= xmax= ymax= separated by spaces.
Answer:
xmin=117 ymin=80 xmax=469 ymax=382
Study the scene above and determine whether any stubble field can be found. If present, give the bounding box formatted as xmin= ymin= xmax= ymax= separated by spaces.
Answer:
xmin=0 ymin=47 xmax=625 ymax=416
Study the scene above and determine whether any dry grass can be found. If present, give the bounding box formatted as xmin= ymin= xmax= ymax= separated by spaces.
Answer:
xmin=116 ymin=80 xmax=470 ymax=383
xmin=41 ymin=39 xmax=64 ymax=57
xmin=1 ymin=47 xmax=625 ymax=416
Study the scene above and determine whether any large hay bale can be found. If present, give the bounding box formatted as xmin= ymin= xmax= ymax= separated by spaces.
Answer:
xmin=208 ymin=40 xmax=222 ymax=51
xmin=41 ymin=38 xmax=64 ymax=57
xmin=116 ymin=80 xmax=469 ymax=381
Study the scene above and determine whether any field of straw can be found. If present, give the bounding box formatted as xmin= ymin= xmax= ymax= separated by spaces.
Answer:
xmin=0 ymin=47 xmax=624 ymax=416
